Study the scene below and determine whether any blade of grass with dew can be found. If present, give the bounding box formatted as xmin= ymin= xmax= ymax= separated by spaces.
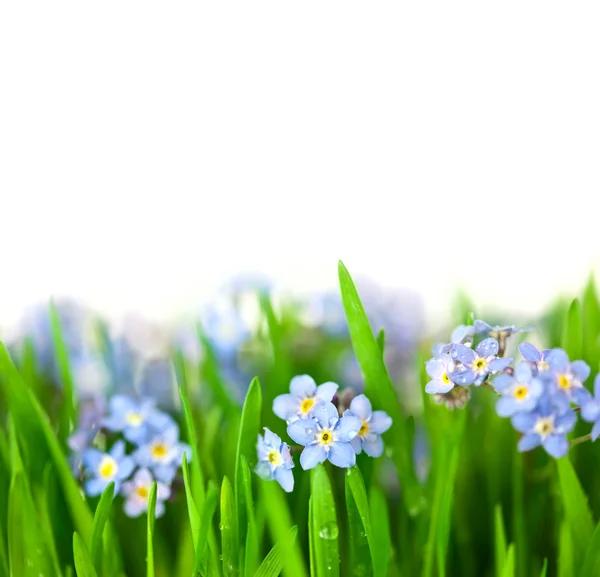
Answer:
xmin=338 ymin=261 xmax=419 ymax=511
xmin=194 ymin=480 xmax=219 ymax=576
xmin=310 ymin=464 xmax=339 ymax=577
xmin=254 ymin=526 xmax=299 ymax=577
xmin=495 ymin=505 xmax=507 ymax=577
xmin=73 ymin=532 xmax=99 ymax=577
xmin=369 ymin=488 xmax=390 ymax=577
xmin=261 ymin=481 xmax=308 ymax=577
xmin=221 ymin=475 xmax=239 ymax=577
xmin=561 ymin=299 xmax=583 ymax=361
xmin=556 ymin=457 xmax=594 ymax=565
xmin=345 ymin=467 xmax=372 ymax=577
xmin=89 ymin=481 xmax=114 ymax=574
xmin=147 ymin=482 xmax=157 ymax=577
xmin=235 ymin=377 xmax=262 ymax=552
xmin=501 ymin=544 xmax=515 ymax=577
xmin=49 ymin=300 xmax=77 ymax=442
xmin=241 ymin=456 xmax=259 ymax=577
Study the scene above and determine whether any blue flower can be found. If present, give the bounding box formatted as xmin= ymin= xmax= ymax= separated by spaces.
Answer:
xmin=451 ymin=338 xmax=513 ymax=386
xmin=494 ymin=362 xmax=543 ymax=417
xmin=203 ymin=305 xmax=250 ymax=359
xmin=68 ymin=396 xmax=107 ymax=453
xmin=519 ymin=342 xmax=552 ymax=374
xmin=511 ymin=395 xmax=577 ymax=458
xmin=544 ymin=349 xmax=590 ymax=407
xmin=133 ymin=425 xmax=191 ymax=484
xmin=425 ymin=353 xmax=458 ymax=394
xmin=345 ymin=394 xmax=392 ymax=457
xmin=101 ymin=395 xmax=175 ymax=444
xmin=473 ymin=320 xmax=529 ymax=340
xmin=82 ymin=440 xmax=135 ymax=496
xmin=287 ymin=402 xmax=361 ymax=470
xmin=254 ymin=428 xmax=294 ymax=492
xmin=121 ymin=468 xmax=171 ymax=518
xmin=432 ymin=325 xmax=474 ymax=356
xmin=581 ymin=375 xmax=600 ymax=441
xmin=273 ymin=375 xmax=338 ymax=423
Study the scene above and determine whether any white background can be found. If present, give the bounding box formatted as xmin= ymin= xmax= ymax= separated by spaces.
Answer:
xmin=1 ymin=2 xmax=599 ymax=331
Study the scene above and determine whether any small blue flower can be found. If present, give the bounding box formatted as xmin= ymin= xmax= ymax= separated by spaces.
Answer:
xmin=494 ymin=362 xmax=543 ymax=417
xmin=345 ymin=394 xmax=392 ymax=457
xmin=203 ymin=305 xmax=250 ymax=359
xmin=425 ymin=353 xmax=458 ymax=394
xmin=82 ymin=440 xmax=135 ymax=496
xmin=511 ymin=395 xmax=577 ymax=458
xmin=101 ymin=395 xmax=175 ymax=444
xmin=255 ymin=428 xmax=294 ymax=492
xmin=474 ymin=320 xmax=529 ymax=340
xmin=451 ymin=338 xmax=513 ymax=386
xmin=287 ymin=402 xmax=361 ymax=470
xmin=273 ymin=375 xmax=338 ymax=423
xmin=121 ymin=468 xmax=171 ymax=518
xmin=68 ymin=396 xmax=107 ymax=453
xmin=581 ymin=375 xmax=600 ymax=441
xmin=544 ymin=349 xmax=590 ymax=407
xmin=519 ymin=342 xmax=552 ymax=374
xmin=133 ymin=425 xmax=191 ymax=485
xmin=432 ymin=325 xmax=474 ymax=356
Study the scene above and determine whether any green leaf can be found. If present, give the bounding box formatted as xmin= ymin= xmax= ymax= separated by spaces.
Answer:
xmin=310 ymin=464 xmax=339 ymax=577
xmin=539 ymin=558 xmax=548 ymax=577
xmin=582 ymin=275 xmax=600 ymax=366
xmin=73 ymin=532 xmax=99 ymax=577
xmin=559 ymin=521 xmax=574 ymax=577
xmin=579 ymin=519 xmax=600 ymax=577
xmin=235 ymin=377 xmax=262 ymax=550
xmin=182 ymin=452 xmax=201 ymax=551
xmin=345 ymin=468 xmax=371 ymax=577
xmin=89 ymin=481 xmax=114 ymax=573
xmin=194 ymin=481 xmax=219 ymax=574
xmin=495 ymin=505 xmax=507 ymax=577
xmin=368 ymin=488 xmax=390 ymax=577
xmin=338 ymin=261 xmax=419 ymax=510
xmin=500 ymin=544 xmax=515 ymax=577
xmin=221 ymin=476 xmax=239 ymax=577
xmin=561 ymin=299 xmax=583 ymax=360
xmin=147 ymin=482 xmax=157 ymax=577
xmin=376 ymin=329 xmax=385 ymax=356
xmin=254 ymin=526 xmax=299 ymax=577
xmin=556 ymin=457 xmax=594 ymax=564
xmin=241 ymin=457 xmax=259 ymax=577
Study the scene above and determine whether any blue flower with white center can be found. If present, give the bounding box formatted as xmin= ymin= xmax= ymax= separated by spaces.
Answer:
xmin=511 ymin=396 xmax=577 ymax=458
xmin=451 ymin=338 xmax=512 ymax=386
xmin=345 ymin=394 xmax=392 ymax=458
xmin=432 ymin=325 xmax=474 ymax=356
xmin=425 ymin=353 xmax=458 ymax=394
xmin=287 ymin=402 xmax=361 ymax=470
xmin=519 ymin=342 xmax=552 ymax=374
xmin=581 ymin=375 xmax=600 ymax=441
xmin=101 ymin=395 xmax=175 ymax=445
xmin=544 ymin=348 xmax=591 ymax=407
xmin=494 ymin=362 xmax=543 ymax=417
xmin=273 ymin=375 xmax=338 ymax=423
xmin=473 ymin=320 xmax=529 ymax=340
xmin=81 ymin=440 xmax=135 ymax=496
xmin=121 ymin=468 xmax=171 ymax=518
xmin=133 ymin=424 xmax=191 ymax=485
xmin=254 ymin=428 xmax=294 ymax=492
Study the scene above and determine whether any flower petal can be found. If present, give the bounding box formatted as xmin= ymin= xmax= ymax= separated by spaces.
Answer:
xmin=425 ymin=359 xmax=445 ymax=379
xmin=476 ymin=338 xmax=499 ymax=358
xmin=350 ymin=436 xmax=362 ymax=455
xmin=489 ymin=358 xmax=513 ymax=372
xmin=493 ymin=374 xmax=514 ymax=392
xmin=582 ymin=400 xmax=600 ymax=423
xmin=82 ymin=449 xmax=104 ymax=471
xmin=254 ymin=462 xmax=272 ymax=480
xmin=511 ymin=412 xmax=537 ymax=433
xmin=287 ymin=419 xmax=318 ymax=446
xmin=313 ymin=402 xmax=339 ymax=429
xmin=361 ymin=435 xmax=384 ymax=458
xmin=517 ymin=433 xmax=541 ymax=452
xmin=299 ymin=444 xmax=327 ymax=470
xmin=547 ymin=349 xmax=569 ymax=372
xmin=514 ymin=362 xmax=533 ymax=383
xmin=473 ymin=320 xmax=493 ymax=335
xmin=543 ymin=434 xmax=569 ymax=458
xmin=369 ymin=411 xmax=392 ymax=434
xmin=117 ymin=456 xmax=135 ymax=480
xmin=349 ymin=394 xmax=372 ymax=421
xmin=273 ymin=394 xmax=299 ymax=421
xmin=450 ymin=369 xmax=475 ymax=386
xmin=519 ymin=342 xmax=541 ymax=362
xmin=84 ymin=478 xmax=107 ymax=497
xmin=327 ymin=442 xmax=356 ymax=468
xmin=595 ymin=374 xmax=600 ymax=399
xmin=316 ymin=382 xmax=339 ymax=403
xmin=263 ymin=428 xmax=282 ymax=449
xmin=555 ymin=410 xmax=577 ymax=433
xmin=592 ymin=420 xmax=600 ymax=441
xmin=571 ymin=360 xmax=591 ymax=383
xmin=274 ymin=467 xmax=294 ymax=492
xmin=451 ymin=344 xmax=476 ymax=364
xmin=334 ymin=414 xmax=361 ymax=442
xmin=289 ymin=375 xmax=317 ymax=398
xmin=451 ymin=324 xmax=474 ymax=343
xmin=124 ymin=497 xmax=147 ymax=518
xmin=425 ymin=379 xmax=454 ymax=394
xmin=496 ymin=397 xmax=518 ymax=418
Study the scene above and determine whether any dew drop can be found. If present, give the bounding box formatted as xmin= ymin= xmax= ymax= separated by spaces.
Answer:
xmin=318 ymin=521 xmax=339 ymax=540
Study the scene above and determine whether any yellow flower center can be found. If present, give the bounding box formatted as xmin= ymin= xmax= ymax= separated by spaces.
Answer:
xmin=359 ymin=421 xmax=369 ymax=436
xmin=151 ymin=443 xmax=168 ymax=460
xmin=126 ymin=412 xmax=144 ymax=427
xmin=534 ymin=416 xmax=555 ymax=438
xmin=267 ymin=450 xmax=283 ymax=467
xmin=300 ymin=398 xmax=315 ymax=414
xmin=442 ymin=373 xmax=451 ymax=384
xmin=98 ymin=456 xmax=118 ymax=479
xmin=558 ymin=374 xmax=571 ymax=390
xmin=319 ymin=430 xmax=334 ymax=445
xmin=537 ymin=360 xmax=549 ymax=372
xmin=136 ymin=486 xmax=149 ymax=499
xmin=514 ymin=386 xmax=528 ymax=400
xmin=474 ymin=358 xmax=487 ymax=371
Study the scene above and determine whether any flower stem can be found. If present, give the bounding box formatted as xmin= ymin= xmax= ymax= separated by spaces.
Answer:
xmin=570 ymin=434 xmax=591 ymax=447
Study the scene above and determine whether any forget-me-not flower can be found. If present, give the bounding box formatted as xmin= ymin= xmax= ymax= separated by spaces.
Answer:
xmin=580 ymin=374 xmax=600 ymax=441
xmin=101 ymin=395 xmax=174 ymax=445
xmin=451 ymin=338 xmax=512 ymax=386
xmin=287 ymin=402 xmax=361 ymax=469
xmin=255 ymin=428 xmax=294 ymax=492
xmin=474 ymin=320 xmax=529 ymax=340
xmin=494 ymin=362 xmax=543 ymax=417
xmin=82 ymin=440 xmax=135 ymax=496
xmin=545 ymin=349 xmax=590 ymax=407
xmin=273 ymin=375 xmax=338 ymax=423
xmin=121 ymin=468 xmax=171 ymax=518
xmin=345 ymin=394 xmax=392 ymax=457
xmin=425 ymin=353 xmax=458 ymax=394
xmin=133 ymin=424 xmax=191 ymax=485
xmin=519 ymin=342 xmax=552 ymax=374
xmin=432 ymin=325 xmax=475 ymax=356
xmin=511 ymin=395 xmax=577 ymax=458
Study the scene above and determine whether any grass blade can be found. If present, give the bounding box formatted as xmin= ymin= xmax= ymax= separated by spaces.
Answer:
xmin=345 ymin=469 xmax=371 ymax=577
xmin=73 ymin=532 xmax=99 ymax=577
xmin=194 ymin=481 xmax=219 ymax=574
xmin=501 ymin=544 xmax=515 ymax=577
xmin=254 ymin=526 xmax=299 ymax=577
xmin=89 ymin=481 xmax=114 ymax=573
xmin=310 ymin=464 xmax=339 ymax=577
xmin=578 ymin=519 xmax=600 ymax=577
xmin=369 ymin=488 xmax=390 ymax=577
xmin=147 ymin=482 xmax=157 ymax=577
xmin=561 ymin=299 xmax=583 ymax=360
xmin=221 ymin=475 xmax=239 ymax=577
xmin=495 ymin=505 xmax=507 ymax=577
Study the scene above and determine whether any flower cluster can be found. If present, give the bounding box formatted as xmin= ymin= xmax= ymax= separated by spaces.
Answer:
xmin=255 ymin=375 xmax=393 ymax=492
xmin=426 ymin=320 xmax=599 ymax=458
xmin=70 ymin=394 xmax=190 ymax=518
